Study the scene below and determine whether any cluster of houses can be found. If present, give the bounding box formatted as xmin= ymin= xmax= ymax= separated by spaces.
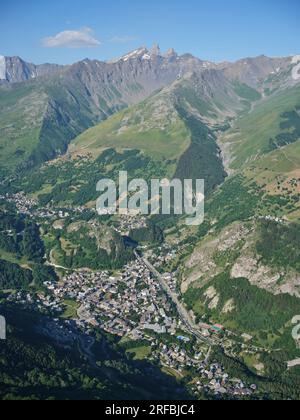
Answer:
xmin=194 ymin=363 xmax=257 ymax=397
xmin=6 ymin=255 xmax=258 ymax=399
xmin=1 ymin=192 xmax=37 ymax=215
xmin=258 ymin=215 xmax=285 ymax=224
xmin=2 ymin=192 xmax=92 ymax=221
xmin=8 ymin=290 xmax=63 ymax=315
xmin=45 ymin=260 xmax=179 ymax=339
xmin=145 ymin=244 xmax=178 ymax=270
xmin=114 ymin=215 xmax=148 ymax=236
xmin=2 ymin=191 xmax=259 ymax=399
xmin=154 ymin=342 xmax=201 ymax=371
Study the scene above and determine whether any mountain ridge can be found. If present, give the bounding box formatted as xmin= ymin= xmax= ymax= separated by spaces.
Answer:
xmin=0 ymin=47 xmax=299 ymax=177
xmin=1 ymin=49 xmax=298 ymax=85
xmin=0 ymin=55 xmax=64 ymax=84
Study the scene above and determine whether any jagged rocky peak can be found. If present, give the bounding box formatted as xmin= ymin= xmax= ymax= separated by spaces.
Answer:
xmin=150 ymin=43 xmax=161 ymax=57
xmin=5 ymin=56 xmax=37 ymax=82
xmin=0 ymin=55 xmax=63 ymax=83
xmin=164 ymin=48 xmax=177 ymax=58
xmin=116 ymin=45 xmax=179 ymax=63
xmin=114 ymin=45 xmax=163 ymax=63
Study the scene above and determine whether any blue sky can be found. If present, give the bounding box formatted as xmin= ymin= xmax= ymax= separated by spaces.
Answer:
xmin=1 ymin=0 xmax=300 ymax=64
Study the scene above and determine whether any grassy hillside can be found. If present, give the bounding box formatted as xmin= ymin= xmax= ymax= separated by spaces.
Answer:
xmin=0 ymin=73 xmax=125 ymax=176
xmin=0 ymin=84 xmax=48 ymax=174
xmin=70 ymin=89 xmax=191 ymax=162
xmin=232 ymin=81 xmax=262 ymax=102
xmin=70 ymin=69 xmax=254 ymax=165
xmin=242 ymin=140 xmax=300 ymax=221
xmin=221 ymin=85 xmax=300 ymax=169
xmin=69 ymin=74 xmax=238 ymax=197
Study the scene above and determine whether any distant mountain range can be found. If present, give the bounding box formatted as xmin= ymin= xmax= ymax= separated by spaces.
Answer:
xmin=0 ymin=46 xmax=295 ymax=87
xmin=0 ymin=46 xmax=298 ymax=175
xmin=0 ymin=46 xmax=295 ymax=91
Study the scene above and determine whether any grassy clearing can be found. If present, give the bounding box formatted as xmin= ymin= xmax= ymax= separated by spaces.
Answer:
xmin=241 ymin=353 xmax=263 ymax=373
xmin=126 ymin=346 xmax=152 ymax=360
xmin=161 ymin=366 xmax=184 ymax=379
xmin=0 ymin=249 xmax=31 ymax=269
xmin=61 ymin=299 xmax=79 ymax=319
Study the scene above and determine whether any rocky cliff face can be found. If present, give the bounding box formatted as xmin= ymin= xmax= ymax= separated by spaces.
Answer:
xmin=0 ymin=56 xmax=63 ymax=83
xmin=61 ymin=46 xmax=215 ymax=109
xmin=1 ymin=49 xmax=296 ymax=90
xmin=218 ymin=55 xmax=293 ymax=89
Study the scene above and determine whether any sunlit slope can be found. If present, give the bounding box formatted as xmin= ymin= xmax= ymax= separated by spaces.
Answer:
xmin=70 ymin=69 xmax=250 ymax=162
xmin=221 ymin=85 xmax=300 ymax=170
xmin=242 ymin=140 xmax=300 ymax=221
xmin=70 ymin=89 xmax=192 ymax=161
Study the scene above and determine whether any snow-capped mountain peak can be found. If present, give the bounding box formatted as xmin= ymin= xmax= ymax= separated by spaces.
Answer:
xmin=292 ymin=55 xmax=300 ymax=64
xmin=120 ymin=47 xmax=149 ymax=62
xmin=111 ymin=45 xmax=165 ymax=64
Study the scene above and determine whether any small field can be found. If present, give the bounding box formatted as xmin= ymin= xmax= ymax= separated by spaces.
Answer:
xmin=0 ymin=249 xmax=31 ymax=270
xmin=61 ymin=299 xmax=79 ymax=319
xmin=126 ymin=345 xmax=152 ymax=360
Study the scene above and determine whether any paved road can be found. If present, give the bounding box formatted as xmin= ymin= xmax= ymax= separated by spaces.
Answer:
xmin=45 ymin=249 xmax=71 ymax=271
xmin=135 ymin=251 xmax=217 ymax=346
xmin=287 ymin=359 xmax=300 ymax=369
xmin=46 ymin=260 xmax=71 ymax=271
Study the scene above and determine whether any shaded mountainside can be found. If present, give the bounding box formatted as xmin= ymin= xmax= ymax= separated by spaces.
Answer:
xmin=0 ymin=305 xmax=190 ymax=400
xmin=174 ymin=109 xmax=226 ymax=193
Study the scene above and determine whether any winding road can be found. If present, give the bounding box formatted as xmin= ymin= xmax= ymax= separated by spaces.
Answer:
xmin=134 ymin=251 xmax=217 ymax=346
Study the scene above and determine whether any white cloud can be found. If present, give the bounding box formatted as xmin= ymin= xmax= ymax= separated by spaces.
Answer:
xmin=109 ymin=36 xmax=137 ymax=44
xmin=42 ymin=27 xmax=101 ymax=48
